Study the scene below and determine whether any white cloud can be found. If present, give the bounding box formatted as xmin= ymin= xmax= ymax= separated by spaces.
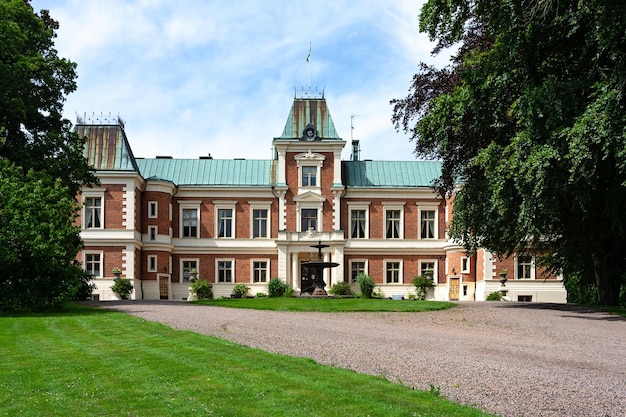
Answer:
xmin=31 ymin=0 xmax=439 ymax=161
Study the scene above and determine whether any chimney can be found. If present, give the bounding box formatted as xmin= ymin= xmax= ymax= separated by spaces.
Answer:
xmin=351 ymin=140 xmax=361 ymax=161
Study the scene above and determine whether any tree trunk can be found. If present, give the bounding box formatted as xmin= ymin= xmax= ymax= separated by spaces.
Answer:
xmin=592 ymin=253 xmax=622 ymax=306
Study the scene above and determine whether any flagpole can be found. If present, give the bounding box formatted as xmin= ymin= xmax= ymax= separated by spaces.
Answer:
xmin=307 ymin=42 xmax=311 ymax=92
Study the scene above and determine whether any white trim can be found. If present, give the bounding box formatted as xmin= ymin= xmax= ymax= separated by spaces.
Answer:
xmin=382 ymin=202 xmax=405 ymax=240
xmin=515 ymin=254 xmax=536 ymax=280
xmin=148 ymin=225 xmax=158 ymax=241
xmin=384 ymin=259 xmax=404 ymax=284
xmin=250 ymin=258 xmax=270 ymax=283
xmin=180 ymin=258 xmax=199 ymax=283
xmin=179 ymin=202 xmax=200 ymax=239
xmin=148 ymin=255 xmax=157 ymax=272
xmin=349 ymin=259 xmax=368 ymax=283
xmin=83 ymin=250 xmax=103 ymax=278
xmin=417 ymin=202 xmax=439 ymax=240
xmin=295 ymin=151 xmax=325 ymax=195
xmin=148 ymin=201 xmax=158 ymax=218
xmin=460 ymin=256 xmax=470 ymax=274
xmin=214 ymin=200 xmax=237 ymax=239
xmin=418 ymin=259 xmax=438 ymax=282
xmin=215 ymin=258 xmax=235 ymax=283
xmin=249 ymin=201 xmax=272 ymax=239
xmin=82 ymin=190 xmax=105 ymax=230
xmin=347 ymin=202 xmax=370 ymax=239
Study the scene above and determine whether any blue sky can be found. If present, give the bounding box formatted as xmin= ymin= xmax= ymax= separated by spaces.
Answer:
xmin=31 ymin=0 xmax=451 ymax=161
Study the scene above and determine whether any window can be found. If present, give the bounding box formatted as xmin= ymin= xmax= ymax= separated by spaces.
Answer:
xmin=217 ymin=260 xmax=233 ymax=283
xmin=214 ymin=201 xmax=237 ymax=238
xmin=420 ymin=210 xmax=436 ymax=239
xmin=385 ymin=261 xmax=401 ymax=284
xmin=148 ymin=201 xmax=158 ymax=218
xmin=461 ymin=257 xmax=470 ymax=274
xmin=181 ymin=260 xmax=198 ymax=283
xmin=84 ymin=253 xmax=101 ymax=278
xmin=85 ymin=197 xmax=102 ymax=229
xmin=252 ymin=209 xmax=268 ymax=238
xmin=217 ymin=209 xmax=233 ymax=238
xmin=419 ymin=261 xmax=436 ymax=282
xmin=302 ymin=166 xmax=317 ymax=187
xmin=182 ymin=208 xmax=198 ymax=238
xmin=351 ymin=210 xmax=366 ymax=239
xmin=516 ymin=255 xmax=534 ymax=279
xmin=518 ymin=295 xmax=533 ymax=302
xmin=148 ymin=255 xmax=157 ymax=272
xmin=301 ymin=208 xmax=317 ymax=231
xmin=148 ymin=225 xmax=157 ymax=241
xmin=385 ymin=210 xmax=401 ymax=239
xmin=252 ymin=260 xmax=268 ymax=283
xmin=350 ymin=261 xmax=366 ymax=283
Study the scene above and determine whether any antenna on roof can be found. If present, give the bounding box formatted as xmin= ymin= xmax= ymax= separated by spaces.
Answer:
xmin=351 ymin=114 xmax=360 ymax=141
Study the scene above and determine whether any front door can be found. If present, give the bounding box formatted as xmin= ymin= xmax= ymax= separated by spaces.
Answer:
xmin=300 ymin=263 xmax=316 ymax=294
xmin=159 ymin=276 xmax=169 ymax=300
xmin=449 ymin=277 xmax=460 ymax=301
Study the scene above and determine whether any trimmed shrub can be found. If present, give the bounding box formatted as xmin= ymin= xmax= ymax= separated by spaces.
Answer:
xmin=190 ymin=279 xmax=213 ymax=300
xmin=329 ymin=281 xmax=352 ymax=296
xmin=111 ymin=278 xmax=133 ymax=299
xmin=412 ymin=275 xmax=434 ymax=300
xmin=232 ymin=284 xmax=250 ymax=296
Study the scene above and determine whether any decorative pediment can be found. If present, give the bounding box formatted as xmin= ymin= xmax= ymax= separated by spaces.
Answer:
xmin=294 ymin=150 xmax=326 ymax=162
xmin=293 ymin=191 xmax=327 ymax=203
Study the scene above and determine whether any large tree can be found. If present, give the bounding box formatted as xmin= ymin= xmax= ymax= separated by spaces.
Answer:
xmin=0 ymin=0 xmax=97 ymax=311
xmin=392 ymin=0 xmax=626 ymax=305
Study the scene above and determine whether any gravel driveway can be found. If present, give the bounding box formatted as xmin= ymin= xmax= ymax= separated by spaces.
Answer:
xmin=97 ymin=301 xmax=625 ymax=417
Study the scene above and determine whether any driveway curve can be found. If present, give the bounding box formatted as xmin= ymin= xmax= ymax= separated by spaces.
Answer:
xmin=95 ymin=301 xmax=626 ymax=417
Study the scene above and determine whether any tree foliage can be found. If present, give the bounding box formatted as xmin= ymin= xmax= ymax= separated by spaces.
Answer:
xmin=0 ymin=161 xmax=94 ymax=311
xmin=0 ymin=0 xmax=97 ymax=311
xmin=392 ymin=0 xmax=626 ymax=305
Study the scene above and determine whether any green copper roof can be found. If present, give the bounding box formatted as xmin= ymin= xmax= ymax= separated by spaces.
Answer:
xmin=135 ymin=159 xmax=274 ymax=187
xmin=277 ymin=97 xmax=340 ymax=140
xmin=342 ymin=160 xmax=442 ymax=188
xmin=78 ymin=124 xmax=139 ymax=171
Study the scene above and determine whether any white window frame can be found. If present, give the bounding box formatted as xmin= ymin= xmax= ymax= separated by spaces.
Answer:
xmin=179 ymin=201 xmax=201 ymax=239
xmin=461 ymin=256 xmax=470 ymax=274
xmin=216 ymin=258 xmax=234 ymax=283
xmin=294 ymin=151 xmax=325 ymax=195
xmin=213 ymin=201 xmax=237 ymax=239
xmin=148 ymin=225 xmax=157 ymax=241
xmin=419 ymin=260 xmax=438 ymax=282
xmin=417 ymin=203 xmax=439 ymax=240
xmin=347 ymin=202 xmax=370 ymax=239
xmin=180 ymin=259 xmax=199 ymax=283
xmin=349 ymin=259 xmax=368 ymax=283
xmin=82 ymin=188 xmax=106 ymax=229
xmin=384 ymin=259 xmax=403 ymax=284
xmin=382 ymin=202 xmax=405 ymax=240
xmin=83 ymin=251 xmax=103 ymax=278
xmin=299 ymin=207 xmax=319 ymax=232
xmin=515 ymin=255 xmax=535 ymax=280
xmin=250 ymin=259 xmax=270 ymax=283
xmin=148 ymin=255 xmax=157 ymax=272
xmin=249 ymin=201 xmax=272 ymax=239
xmin=148 ymin=201 xmax=158 ymax=218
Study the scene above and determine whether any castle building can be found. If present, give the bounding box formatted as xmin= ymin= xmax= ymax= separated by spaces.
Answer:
xmin=77 ymin=93 xmax=567 ymax=303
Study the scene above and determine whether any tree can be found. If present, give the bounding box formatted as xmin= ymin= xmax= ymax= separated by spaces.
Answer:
xmin=0 ymin=161 xmax=94 ymax=311
xmin=0 ymin=0 xmax=97 ymax=311
xmin=392 ymin=0 xmax=626 ymax=305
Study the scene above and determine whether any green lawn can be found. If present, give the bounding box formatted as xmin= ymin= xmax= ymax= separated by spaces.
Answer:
xmin=195 ymin=297 xmax=456 ymax=312
xmin=0 ymin=304 xmax=492 ymax=417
